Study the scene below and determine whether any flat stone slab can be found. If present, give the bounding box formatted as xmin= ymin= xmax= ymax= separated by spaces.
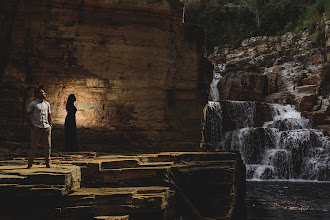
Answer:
xmin=94 ymin=216 xmax=129 ymax=220
xmin=0 ymin=164 xmax=81 ymax=196
xmin=99 ymin=166 xmax=171 ymax=187
xmin=1 ymin=151 xmax=241 ymax=188
xmin=0 ymin=151 xmax=245 ymax=220
xmin=61 ymin=186 xmax=173 ymax=219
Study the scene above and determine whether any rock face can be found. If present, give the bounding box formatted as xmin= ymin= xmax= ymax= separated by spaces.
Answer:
xmin=209 ymin=24 xmax=330 ymax=136
xmin=0 ymin=151 xmax=246 ymax=219
xmin=0 ymin=0 xmax=212 ymax=152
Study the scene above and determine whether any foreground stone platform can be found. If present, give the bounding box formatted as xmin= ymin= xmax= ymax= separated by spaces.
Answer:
xmin=61 ymin=186 xmax=173 ymax=220
xmin=0 ymin=164 xmax=80 ymax=194
xmin=0 ymin=151 xmax=246 ymax=220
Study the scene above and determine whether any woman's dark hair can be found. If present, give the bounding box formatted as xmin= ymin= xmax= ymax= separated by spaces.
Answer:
xmin=66 ymin=94 xmax=76 ymax=110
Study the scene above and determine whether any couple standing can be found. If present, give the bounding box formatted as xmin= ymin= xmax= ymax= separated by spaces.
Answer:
xmin=26 ymin=87 xmax=78 ymax=168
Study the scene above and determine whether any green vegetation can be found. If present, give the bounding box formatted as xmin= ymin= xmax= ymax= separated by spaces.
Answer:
xmin=184 ymin=0 xmax=330 ymax=51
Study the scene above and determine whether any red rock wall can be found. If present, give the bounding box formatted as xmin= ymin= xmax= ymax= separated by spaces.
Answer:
xmin=0 ymin=0 xmax=213 ymax=152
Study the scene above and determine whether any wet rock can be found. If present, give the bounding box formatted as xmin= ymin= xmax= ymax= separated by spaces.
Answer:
xmin=210 ymin=26 xmax=330 ymax=132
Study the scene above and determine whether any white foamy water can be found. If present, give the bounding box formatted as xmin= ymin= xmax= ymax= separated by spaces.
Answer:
xmin=204 ymin=102 xmax=223 ymax=148
xmin=269 ymin=104 xmax=301 ymax=119
xmin=209 ymin=73 xmax=222 ymax=101
xmin=263 ymin=104 xmax=312 ymax=130
xmin=209 ymin=64 xmax=226 ymax=101
xmin=205 ymin=101 xmax=330 ymax=181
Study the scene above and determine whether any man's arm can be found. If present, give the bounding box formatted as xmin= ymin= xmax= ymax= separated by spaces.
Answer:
xmin=48 ymin=114 xmax=52 ymax=127
xmin=26 ymin=102 xmax=34 ymax=128
xmin=26 ymin=111 xmax=34 ymax=128
xmin=48 ymin=102 xmax=52 ymax=127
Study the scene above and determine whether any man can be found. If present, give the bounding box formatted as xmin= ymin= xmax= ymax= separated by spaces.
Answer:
xmin=26 ymin=87 xmax=52 ymax=168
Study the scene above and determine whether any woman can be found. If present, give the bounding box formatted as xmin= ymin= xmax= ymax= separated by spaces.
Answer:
xmin=65 ymin=94 xmax=78 ymax=151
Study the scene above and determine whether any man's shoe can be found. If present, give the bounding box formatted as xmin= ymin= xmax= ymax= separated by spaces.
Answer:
xmin=46 ymin=164 xmax=51 ymax=168
xmin=26 ymin=165 xmax=32 ymax=169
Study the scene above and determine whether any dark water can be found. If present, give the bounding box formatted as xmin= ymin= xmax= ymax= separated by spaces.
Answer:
xmin=246 ymin=180 xmax=330 ymax=220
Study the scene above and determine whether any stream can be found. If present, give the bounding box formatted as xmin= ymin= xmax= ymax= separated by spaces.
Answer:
xmin=246 ymin=180 xmax=330 ymax=220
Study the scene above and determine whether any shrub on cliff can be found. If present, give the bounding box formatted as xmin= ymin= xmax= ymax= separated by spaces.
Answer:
xmin=184 ymin=0 xmax=330 ymax=51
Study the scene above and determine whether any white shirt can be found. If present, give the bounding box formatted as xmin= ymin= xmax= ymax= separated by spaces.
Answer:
xmin=27 ymin=99 xmax=51 ymax=128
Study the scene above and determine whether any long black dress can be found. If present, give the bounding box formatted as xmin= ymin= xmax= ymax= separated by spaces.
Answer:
xmin=65 ymin=103 xmax=78 ymax=151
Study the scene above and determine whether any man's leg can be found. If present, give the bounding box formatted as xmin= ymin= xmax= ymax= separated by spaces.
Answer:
xmin=28 ymin=127 xmax=41 ymax=168
xmin=41 ymin=126 xmax=51 ymax=167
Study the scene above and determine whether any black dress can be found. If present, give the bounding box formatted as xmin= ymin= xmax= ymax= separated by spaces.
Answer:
xmin=65 ymin=103 xmax=78 ymax=151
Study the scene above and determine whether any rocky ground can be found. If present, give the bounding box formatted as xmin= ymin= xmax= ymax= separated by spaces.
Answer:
xmin=0 ymin=151 xmax=246 ymax=220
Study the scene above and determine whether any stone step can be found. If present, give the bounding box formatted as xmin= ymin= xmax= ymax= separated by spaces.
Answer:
xmin=0 ymin=151 xmax=245 ymax=219
xmin=100 ymin=159 xmax=139 ymax=169
xmin=59 ymin=158 xmax=140 ymax=171
xmin=97 ymin=160 xmax=236 ymax=187
xmin=171 ymin=151 xmax=240 ymax=163
xmin=60 ymin=186 xmax=174 ymax=220
xmin=0 ymin=165 xmax=82 ymax=219
xmin=0 ymin=164 xmax=81 ymax=196
xmin=138 ymin=161 xmax=174 ymax=167
xmin=94 ymin=216 xmax=129 ymax=220
xmin=55 ymin=151 xmax=98 ymax=159
xmin=99 ymin=166 xmax=171 ymax=187
xmin=175 ymin=160 xmax=235 ymax=167
xmin=1 ymin=153 xmax=238 ymax=188
xmin=139 ymin=151 xmax=239 ymax=164
xmin=138 ymin=153 xmax=175 ymax=162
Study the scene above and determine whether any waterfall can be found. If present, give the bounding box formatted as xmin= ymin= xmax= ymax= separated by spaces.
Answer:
xmin=204 ymin=101 xmax=330 ymax=181
xmin=263 ymin=104 xmax=312 ymax=130
xmin=204 ymin=102 xmax=222 ymax=148
xmin=209 ymin=73 xmax=221 ymax=101
xmin=209 ymin=64 xmax=225 ymax=101
xmin=204 ymin=101 xmax=257 ymax=148
xmin=227 ymin=101 xmax=256 ymax=128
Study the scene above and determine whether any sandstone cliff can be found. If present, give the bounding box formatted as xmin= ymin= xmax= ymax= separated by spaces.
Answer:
xmin=209 ymin=20 xmax=330 ymax=136
xmin=0 ymin=0 xmax=213 ymax=152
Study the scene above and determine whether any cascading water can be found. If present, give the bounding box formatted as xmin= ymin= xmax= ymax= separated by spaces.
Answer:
xmin=209 ymin=64 xmax=225 ymax=101
xmin=209 ymin=73 xmax=221 ymax=101
xmin=204 ymin=101 xmax=330 ymax=181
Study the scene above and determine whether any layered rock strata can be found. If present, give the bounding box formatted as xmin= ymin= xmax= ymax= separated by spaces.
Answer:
xmin=0 ymin=0 xmax=212 ymax=152
xmin=210 ymin=24 xmax=330 ymax=136
xmin=0 ymin=164 xmax=81 ymax=219
xmin=0 ymin=151 xmax=246 ymax=219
